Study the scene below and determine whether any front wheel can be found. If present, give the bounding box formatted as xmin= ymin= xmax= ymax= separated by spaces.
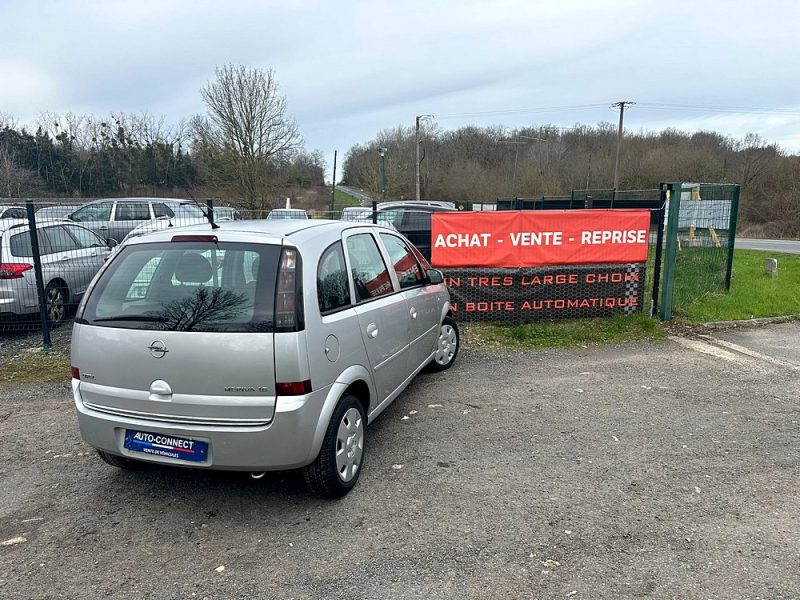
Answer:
xmin=429 ymin=316 xmax=459 ymax=372
xmin=304 ymin=394 xmax=366 ymax=498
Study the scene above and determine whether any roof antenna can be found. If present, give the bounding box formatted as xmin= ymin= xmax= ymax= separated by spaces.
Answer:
xmin=184 ymin=188 xmax=219 ymax=229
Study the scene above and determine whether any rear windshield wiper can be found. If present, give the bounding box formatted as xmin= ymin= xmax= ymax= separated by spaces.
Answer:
xmin=92 ymin=314 xmax=167 ymax=323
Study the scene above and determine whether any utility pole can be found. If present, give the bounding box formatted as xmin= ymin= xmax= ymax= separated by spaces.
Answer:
xmin=612 ymin=101 xmax=634 ymax=194
xmin=415 ymin=115 xmax=433 ymax=202
xmin=329 ymin=150 xmax=337 ymax=214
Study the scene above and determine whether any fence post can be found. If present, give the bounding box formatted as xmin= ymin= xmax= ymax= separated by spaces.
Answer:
xmin=25 ymin=201 xmax=51 ymax=350
xmin=724 ymin=184 xmax=741 ymax=290
xmin=372 ymin=200 xmax=377 ymax=224
xmin=650 ymin=201 xmax=666 ymax=317
xmin=658 ymin=182 xmax=682 ymax=321
xmin=205 ymin=198 xmax=215 ymax=225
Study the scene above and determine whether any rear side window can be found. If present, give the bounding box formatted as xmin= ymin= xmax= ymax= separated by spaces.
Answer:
xmin=10 ymin=229 xmax=53 ymax=257
xmin=115 ymin=203 xmax=151 ymax=221
xmin=79 ymin=242 xmax=282 ymax=332
xmin=379 ymin=233 xmax=425 ymax=289
xmin=317 ymin=242 xmax=351 ymax=313
xmin=345 ymin=234 xmax=393 ymax=302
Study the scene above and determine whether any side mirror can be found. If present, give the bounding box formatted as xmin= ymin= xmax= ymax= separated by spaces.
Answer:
xmin=428 ymin=269 xmax=444 ymax=285
xmin=106 ymin=238 xmax=119 ymax=249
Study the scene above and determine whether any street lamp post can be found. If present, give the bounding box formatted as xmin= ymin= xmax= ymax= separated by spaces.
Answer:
xmin=415 ymin=115 xmax=433 ymax=202
xmin=379 ymin=147 xmax=387 ymax=203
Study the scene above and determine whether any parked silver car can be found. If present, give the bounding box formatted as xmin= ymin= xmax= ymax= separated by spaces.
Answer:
xmin=0 ymin=219 xmax=114 ymax=324
xmin=71 ymin=220 xmax=459 ymax=496
xmin=68 ymin=198 xmax=206 ymax=242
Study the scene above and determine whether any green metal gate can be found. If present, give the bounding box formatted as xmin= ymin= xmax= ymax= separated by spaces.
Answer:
xmin=658 ymin=182 xmax=741 ymax=321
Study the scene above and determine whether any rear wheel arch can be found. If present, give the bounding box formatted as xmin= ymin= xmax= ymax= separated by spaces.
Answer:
xmin=343 ymin=380 xmax=371 ymax=421
xmin=309 ymin=366 xmax=375 ymax=462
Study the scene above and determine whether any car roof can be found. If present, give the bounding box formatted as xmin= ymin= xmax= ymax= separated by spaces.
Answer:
xmin=78 ymin=197 xmax=193 ymax=206
xmin=0 ymin=218 xmax=74 ymax=234
xmin=122 ymin=218 xmax=396 ymax=246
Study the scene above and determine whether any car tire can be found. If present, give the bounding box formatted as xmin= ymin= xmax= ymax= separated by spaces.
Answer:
xmin=96 ymin=449 xmax=144 ymax=470
xmin=303 ymin=394 xmax=366 ymax=498
xmin=44 ymin=281 xmax=68 ymax=327
xmin=429 ymin=316 xmax=460 ymax=372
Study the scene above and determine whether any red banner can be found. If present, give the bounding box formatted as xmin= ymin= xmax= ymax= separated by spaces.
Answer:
xmin=431 ymin=210 xmax=650 ymax=268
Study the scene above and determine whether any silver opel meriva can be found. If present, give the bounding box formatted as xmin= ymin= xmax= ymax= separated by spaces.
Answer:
xmin=71 ymin=219 xmax=458 ymax=497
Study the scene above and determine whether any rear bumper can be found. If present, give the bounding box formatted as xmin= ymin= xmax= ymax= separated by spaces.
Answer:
xmin=73 ymin=379 xmax=330 ymax=471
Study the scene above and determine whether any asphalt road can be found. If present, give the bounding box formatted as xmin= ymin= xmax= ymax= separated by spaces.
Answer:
xmin=735 ymin=238 xmax=800 ymax=254
xmin=1 ymin=323 xmax=799 ymax=599
xmin=337 ymin=185 xmax=375 ymax=207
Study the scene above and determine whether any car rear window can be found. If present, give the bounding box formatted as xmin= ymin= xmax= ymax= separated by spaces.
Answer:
xmin=79 ymin=241 xmax=282 ymax=332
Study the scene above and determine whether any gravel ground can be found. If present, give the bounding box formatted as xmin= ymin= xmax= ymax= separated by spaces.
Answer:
xmin=1 ymin=324 xmax=799 ymax=599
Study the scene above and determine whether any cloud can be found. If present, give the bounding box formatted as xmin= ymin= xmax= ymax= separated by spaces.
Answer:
xmin=0 ymin=59 xmax=58 ymax=115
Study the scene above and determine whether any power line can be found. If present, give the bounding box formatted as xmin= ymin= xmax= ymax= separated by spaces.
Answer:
xmin=427 ymin=102 xmax=800 ymax=122
xmin=636 ymin=102 xmax=800 ymax=117
xmin=433 ymin=103 xmax=609 ymax=120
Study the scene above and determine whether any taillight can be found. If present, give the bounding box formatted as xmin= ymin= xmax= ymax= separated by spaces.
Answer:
xmin=276 ymin=380 xmax=312 ymax=396
xmin=71 ymin=366 xmax=80 ymax=379
xmin=0 ymin=263 xmax=33 ymax=279
xmin=275 ymin=248 xmax=298 ymax=330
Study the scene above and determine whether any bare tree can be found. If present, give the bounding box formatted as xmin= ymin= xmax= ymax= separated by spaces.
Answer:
xmin=0 ymin=145 xmax=39 ymax=198
xmin=196 ymin=64 xmax=301 ymax=209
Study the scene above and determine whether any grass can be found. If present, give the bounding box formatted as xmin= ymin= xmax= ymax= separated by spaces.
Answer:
xmin=464 ymin=313 xmax=665 ymax=350
xmin=0 ymin=345 xmax=71 ymax=386
xmin=677 ymin=249 xmax=800 ymax=322
xmin=331 ymin=187 xmax=361 ymax=210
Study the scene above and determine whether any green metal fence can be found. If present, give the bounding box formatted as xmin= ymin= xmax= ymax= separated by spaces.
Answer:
xmin=658 ymin=183 xmax=741 ymax=320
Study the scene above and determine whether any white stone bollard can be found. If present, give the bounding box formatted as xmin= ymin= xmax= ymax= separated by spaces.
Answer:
xmin=764 ymin=258 xmax=778 ymax=277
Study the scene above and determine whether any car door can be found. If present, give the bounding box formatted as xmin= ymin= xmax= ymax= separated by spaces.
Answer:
xmin=378 ymin=232 xmax=440 ymax=372
xmin=343 ymin=230 xmax=410 ymax=403
xmin=60 ymin=224 xmax=111 ymax=298
xmin=38 ymin=225 xmax=83 ymax=300
xmin=110 ymin=202 xmax=152 ymax=241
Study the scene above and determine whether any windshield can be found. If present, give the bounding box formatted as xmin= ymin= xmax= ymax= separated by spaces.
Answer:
xmin=79 ymin=241 xmax=282 ymax=332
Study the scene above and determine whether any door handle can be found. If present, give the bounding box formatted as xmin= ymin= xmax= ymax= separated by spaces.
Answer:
xmin=366 ymin=323 xmax=379 ymax=338
xmin=410 ymin=307 xmax=417 ymax=319
xmin=98 ymin=225 xmax=109 ymax=230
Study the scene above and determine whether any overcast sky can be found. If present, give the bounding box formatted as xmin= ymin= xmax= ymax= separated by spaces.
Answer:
xmin=2 ymin=0 xmax=799 ymax=180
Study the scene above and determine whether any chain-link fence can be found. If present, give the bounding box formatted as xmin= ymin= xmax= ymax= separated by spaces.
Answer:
xmin=1 ymin=187 xmax=736 ymax=346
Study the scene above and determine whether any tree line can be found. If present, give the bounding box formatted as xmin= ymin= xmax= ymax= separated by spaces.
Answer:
xmin=0 ymin=65 xmax=324 ymax=210
xmin=342 ymin=123 xmax=799 ymax=237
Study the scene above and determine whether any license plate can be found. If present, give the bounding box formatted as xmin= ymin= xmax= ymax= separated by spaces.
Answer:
xmin=123 ymin=430 xmax=208 ymax=463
